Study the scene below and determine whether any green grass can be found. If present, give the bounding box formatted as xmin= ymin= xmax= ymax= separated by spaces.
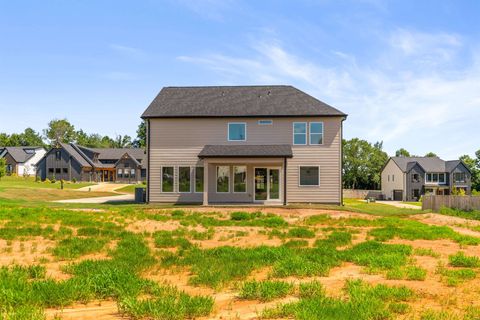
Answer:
xmin=413 ymin=247 xmax=440 ymax=258
xmin=368 ymin=218 xmax=480 ymax=245
xmin=386 ymin=266 xmax=427 ymax=281
xmin=239 ymin=280 xmax=293 ymax=302
xmin=154 ymin=231 xmax=193 ymax=249
xmin=115 ymin=184 xmax=146 ymax=194
xmin=0 ymin=176 xmax=94 ymax=189
xmin=287 ymin=227 xmax=316 ymax=238
xmin=342 ymin=198 xmax=423 ymax=216
xmin=436 ymin=264 xmax=476 ymax=287
xmin=52 ymin=237 xmax=108 ymax=259
xmin=0 ymin=233 xmax=214 ymax=319
xmin=262 ymin=279 xmax=415 ymax=320
xmin=449 ymin=252 xmax=480 ymax=268
xmin=315 ymin=231 xmax=352 ymax=247
xmin=341 ymin=241 xmax=412 ymax=271
xmin=439 ymin=207 xmax=480 ymax=221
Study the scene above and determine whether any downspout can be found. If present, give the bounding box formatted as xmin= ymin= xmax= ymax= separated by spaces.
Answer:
xmin=283 ymin=157 xmax=287 ymax=205
xmin=340 ymin=117 xmax=345 ymax=206
xmin=146 ymin=119 xmax=151 ymax=204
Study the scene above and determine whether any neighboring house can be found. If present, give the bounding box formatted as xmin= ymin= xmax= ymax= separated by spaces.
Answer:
xmin=381 ymin=156 xmax=471 ymax=201
xmin=141 ymin=85 xmax=347 ymax=205
xmin=36 ymin=143 xmax=146 ymax=183
xmin=0 ymin=146 xmax=46 ymax=176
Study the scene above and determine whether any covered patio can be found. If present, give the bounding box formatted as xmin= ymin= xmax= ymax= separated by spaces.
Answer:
xmin=198 ymin=145 xmax=293 ymax=206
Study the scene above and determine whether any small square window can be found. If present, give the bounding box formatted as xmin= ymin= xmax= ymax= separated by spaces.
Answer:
xmin=299 ymin=166 xmax=319 ymax=186
xmin=228 ymin=123 xmax=246 ymax=141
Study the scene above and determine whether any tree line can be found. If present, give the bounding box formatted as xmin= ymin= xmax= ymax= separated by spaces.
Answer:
xmin=0 ymin=119 xmax=146 ymax=149
xmin=343 ymin=139 xmax=480 ymax=191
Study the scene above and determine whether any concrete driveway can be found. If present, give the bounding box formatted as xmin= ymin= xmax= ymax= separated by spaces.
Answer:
xmin=54 ymin=183 xmax=135 ymax=204
xmin=375 ymin=200 xmax=422 ymax=210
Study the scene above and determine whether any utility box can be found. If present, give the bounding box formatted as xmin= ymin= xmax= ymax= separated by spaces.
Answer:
xmin=135 ymin=187 xmax=146 ymax=203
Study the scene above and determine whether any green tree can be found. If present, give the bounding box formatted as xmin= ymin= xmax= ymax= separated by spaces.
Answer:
xmin=343 ymin=138 xmax=388 ymax=190
xmin=0 ymin=158 xmax=6 ymax=181
xmin=395 ymin=148 xmax=411 ymax=157
xmin=44 ymin=119 xmax=76 ymax=145
xmin=113 ymin=135 xmax=132 ymax=148
xmin=460 ymin=154 xmax=480 ymax=191
xmin=20 ymin=128 xmax=44 ymax=146
xmin=425 ymin=152 xmax=438 ymax=157
xmin=134 ymin=121 xmax=146 ymax=148
xmin=0 ymin=133 xmax=9 ymax=146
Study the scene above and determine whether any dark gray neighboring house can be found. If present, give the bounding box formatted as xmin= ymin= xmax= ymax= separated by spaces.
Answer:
xmin=381 ymin=156 xmax=471 ymax=201
xmin=36 ymin=143 xmax=147 ymax=183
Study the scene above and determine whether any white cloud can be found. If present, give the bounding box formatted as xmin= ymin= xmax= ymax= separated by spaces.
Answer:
xmin=110 ymin=44 xmax=146 ymax=59
xmin=178 ymin=32 xmax=480 ymax=159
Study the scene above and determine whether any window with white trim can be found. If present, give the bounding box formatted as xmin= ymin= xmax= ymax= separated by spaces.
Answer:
xmin=309 ymin=122 xmax=324 ymax=145
xmin=195 ymin=167 xmax=204 ymax=192
xmin=161 ymin=166 xmax=174 ymax=192
xmin=299 ymin=166 xmax=320 ymax=186
xmin=426 ymin=173 xmax=446 ymax=184
xmin=228 ymin=123 xmax=246 ymax=141
xmin=293 ymin=122 xmax=307 ymax=145
xmin=117 ymin=168 xmax=123 ymax=178
xmin=453 ymin=172 xmax=467 ymax=183
xmin=178 ymin=167 xmax=191 ymax=193
xmin=233 ymin=166 xmax=247 ymax=193
xmin=216 ymin=166 xmax=230 ymax=193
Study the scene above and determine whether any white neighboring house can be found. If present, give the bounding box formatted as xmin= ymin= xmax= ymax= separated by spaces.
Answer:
xmin=0 ymin=147 xmax=46 ymax=176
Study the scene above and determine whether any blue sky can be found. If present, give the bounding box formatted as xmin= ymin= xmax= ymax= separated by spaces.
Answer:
xmin=1 ymin=0 xmax=479 ymax=158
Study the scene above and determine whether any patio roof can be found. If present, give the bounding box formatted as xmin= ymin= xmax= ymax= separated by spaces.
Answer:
xmin=198 ymin=145 xmax=293 ymax=158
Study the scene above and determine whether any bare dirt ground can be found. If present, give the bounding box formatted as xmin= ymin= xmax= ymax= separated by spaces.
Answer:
xmin=7 ymin=208 xmax=480 ymax=320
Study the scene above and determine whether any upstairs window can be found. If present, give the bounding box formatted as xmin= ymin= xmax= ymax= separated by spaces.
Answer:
xmin=228 ymin=123 xmax=246 ymax=141
xmin=426 ymin=173 xmax=446 ymax=184
xmin=309 ymin=122 xmax=324 ymax=145
xmin=55 ymin=151 xmax=61 ymax=161
xmin=453 ymin=172 xmax=467 ymax=183
xmin=412 ymin=173 xmax=420 ymax=183
xmin=293 ymin=122 xmax=307 ymax=145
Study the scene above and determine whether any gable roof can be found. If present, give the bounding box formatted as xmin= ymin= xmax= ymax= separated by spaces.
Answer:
xmin=60 ymin=143 xmax=95 ymax=167
xmin=142 ymin=85 xmax=347 ymax=118
xmin=389 ymin=156 xmax=469 ymax=173
xmin=0 ymin=147 xmax=44 ymax=163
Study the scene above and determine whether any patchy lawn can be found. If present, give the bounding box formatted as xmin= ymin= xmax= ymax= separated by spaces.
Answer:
xmin=1 ymin=199 xmax=480 ymax=319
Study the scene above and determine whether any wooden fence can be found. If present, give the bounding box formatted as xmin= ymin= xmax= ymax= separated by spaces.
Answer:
xmin=343 ymin=189 xmax=383 ymax=200
xmin=422 ymin=195 xmax=480 ymax=212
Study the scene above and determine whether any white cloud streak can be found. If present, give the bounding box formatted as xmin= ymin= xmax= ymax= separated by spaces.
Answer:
xmin=178 ymin=30 xmax=480 ymax=158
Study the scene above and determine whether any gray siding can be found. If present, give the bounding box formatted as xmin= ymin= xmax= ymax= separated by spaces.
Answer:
xmin=37 ymin=147 xmax=85 ymax=181
xmin=406 ymin=164 xmax=425 ymax=201
xmin=450 ymin=163 xmax=472 ymax=194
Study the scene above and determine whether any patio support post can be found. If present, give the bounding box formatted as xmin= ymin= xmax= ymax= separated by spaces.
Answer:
xmin=203 ymin=159 xmax=209 ymax=206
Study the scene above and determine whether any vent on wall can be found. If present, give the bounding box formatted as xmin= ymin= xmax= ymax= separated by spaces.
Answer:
xmin=258 ymin=120 xmax=273 ymax=125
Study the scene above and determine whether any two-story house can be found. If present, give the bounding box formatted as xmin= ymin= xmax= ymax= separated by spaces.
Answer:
xmin=0 ymin=146 xmax=46 ymax=176
xmin=381 ymin=156 xmax=471 ymax=201
xmin=141 ymin=85 xmax=347 ymax=205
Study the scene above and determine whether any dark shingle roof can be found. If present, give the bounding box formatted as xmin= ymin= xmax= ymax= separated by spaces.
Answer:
xmin=61 ymin=143 xmax=94 ymax=167
xmin=198 ymin=145 xmax=293 ymax=158
xmin=391 ymin=157 xmax=466 ymax=173
xmin=90 ymin=148 xmax=146 ymax=162
xmin=1 ymin=147 xmax=43 ymax=163
xmin=142 ymin=86 xmax=347 ymax=118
